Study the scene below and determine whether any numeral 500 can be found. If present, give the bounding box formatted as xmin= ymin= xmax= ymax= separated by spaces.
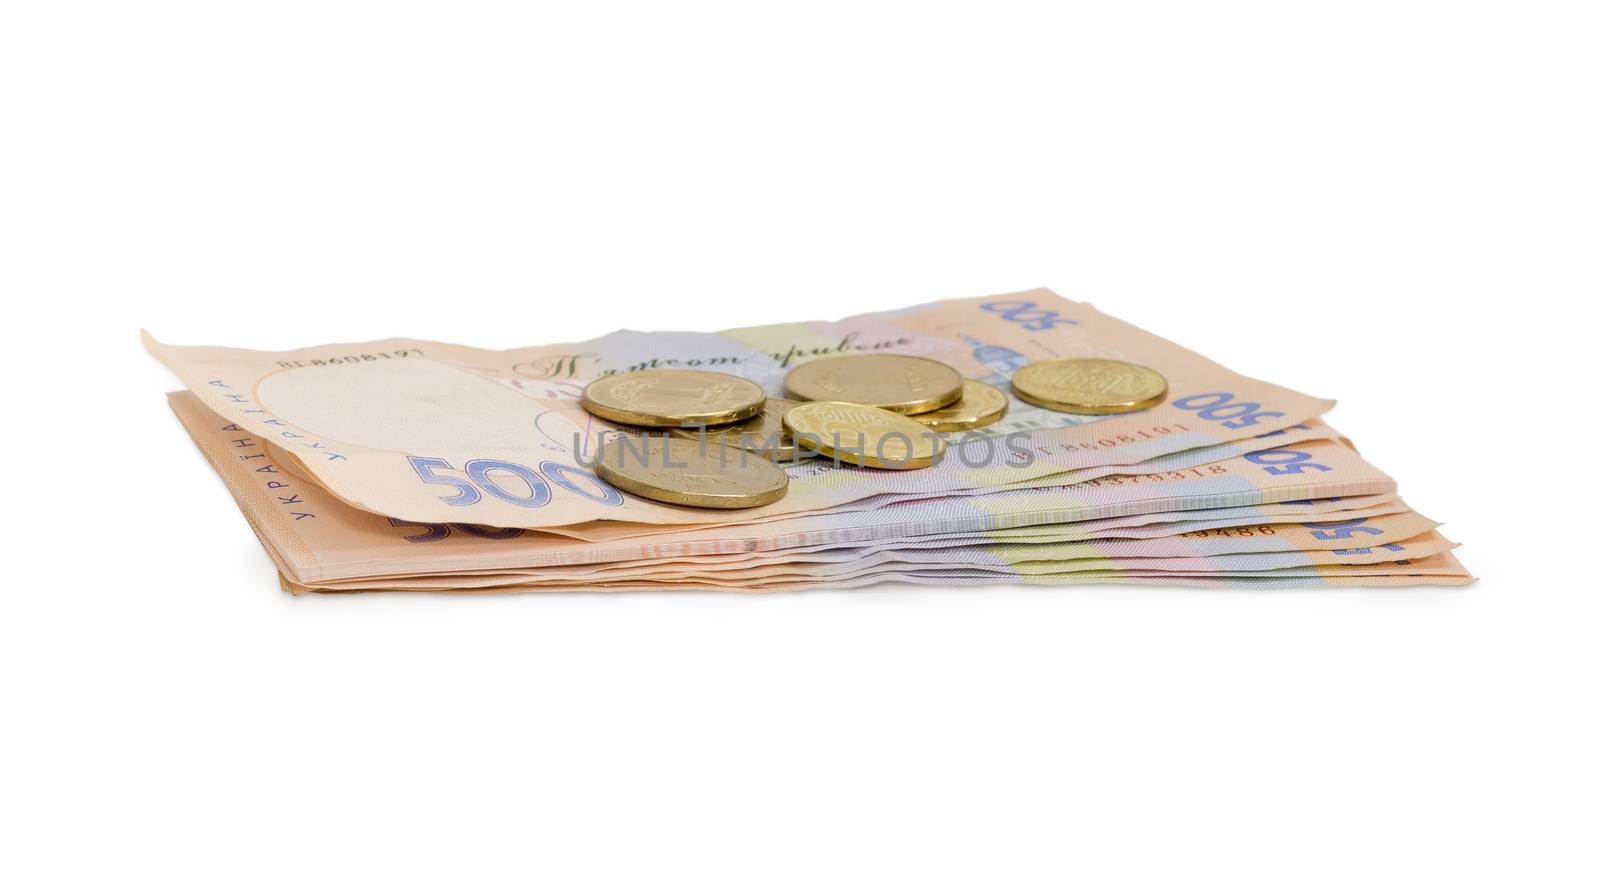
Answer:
xmin=407 ymin=456 xmax=623 ymax=508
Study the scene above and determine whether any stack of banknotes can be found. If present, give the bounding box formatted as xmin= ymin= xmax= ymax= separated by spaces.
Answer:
xmin=145 ymin=288 xmax=1472 ymax=593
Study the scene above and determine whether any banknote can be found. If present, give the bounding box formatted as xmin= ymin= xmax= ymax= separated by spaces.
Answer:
xmin=147 ymin=288 xmax=1336 ymax=530
xmin=171 ymin=388 xmax=1373 ymax=545
xmin=172 ymin=390 xmax=1404 ymax=586
xmin=341 ymin=505 xmax=1431 ymax=582
xmin=950 ymin=498 xmax=1409 ymax=542
xmin=622 ymin=532 xmax=1460 ymax=583
xmin=311 ymin=529 xmax=1458 ymax=589
xmin=286 ymin=551 xmax=1475 ymax=594
xmin=550 ymin=511 xmax=1449 ymax=576
xmin=327 ymin=507 xmax=1439 ymax=584
xmin=294 ymin=501 xmax=1417 ymax=591
xmin=246 ymin=416 xmax=1346 ymax=543
xmin=815 ymin=552 xmax=1476 ymax=589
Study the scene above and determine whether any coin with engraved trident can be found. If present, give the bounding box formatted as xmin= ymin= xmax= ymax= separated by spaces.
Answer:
xmin=783 ymin=354 xmax=963 ymax=414
xmin=581 ymin=369 xmax=767 ymax=427
xmin=1010 ymin=358 xmax=1167 ymax=414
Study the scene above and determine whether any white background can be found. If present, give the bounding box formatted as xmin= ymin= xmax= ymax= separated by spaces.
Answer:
xmin=3 ymin=2 xmax=1596 ymax=889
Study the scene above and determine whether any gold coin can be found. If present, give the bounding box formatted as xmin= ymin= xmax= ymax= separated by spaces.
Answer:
xmin=782 ymin=401 xmax=946 ymax=470
xmin=595 ymin=434 xmax=789 ymax=509
xmin=1010 ymin=358 xmax=1167 ymax=414
xmin=910 ymin=379 xmax=1009 ymax=432
xmin=668 ymin=396 xmax=801 ymax=461
xmin=783 ymin=354 xmax=963 ymax=414
xmin=581 ymin=369 xmax=766 ymax=427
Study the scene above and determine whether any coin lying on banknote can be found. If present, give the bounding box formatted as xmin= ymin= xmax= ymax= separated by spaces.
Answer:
xmin=582 ymin=369 xmax=767 ymax=427
xmin=782 ymin=401 xmax=946 ymax=469
xmin=1010 ymin=358 xmax=1168 ymax=414
xmin=595 ymin=435 xmax=790 ymax=508
xmin=783 ymin=354 xmax=963 ymax=414
xmin=911 ymin=379 xmax=1009 ymax=431
xmin=668 ymin=396 xmax=801 ymax=461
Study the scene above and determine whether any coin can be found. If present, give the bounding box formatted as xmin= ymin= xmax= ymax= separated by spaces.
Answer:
xmin=782 ymin=401 xmax=946 ymax=470
xmin=783 ymin=354 xmax=963 ymax=414
xmin=581 ymin=369 xmax=766 ymax=427
xmin=595 ymin=434 xmax=789 ymax=508
xmin=910 ymin=379 xmax=1009 ymax=432
xmin=1010 ymin=358 xmax=1167 ymax=414
xmin=668 ymin=396 xmax=801 ymax=461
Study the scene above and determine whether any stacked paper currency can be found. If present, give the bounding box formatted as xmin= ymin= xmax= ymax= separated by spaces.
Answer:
xmin=147 ymin=288 xmax=1472 ymax=593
